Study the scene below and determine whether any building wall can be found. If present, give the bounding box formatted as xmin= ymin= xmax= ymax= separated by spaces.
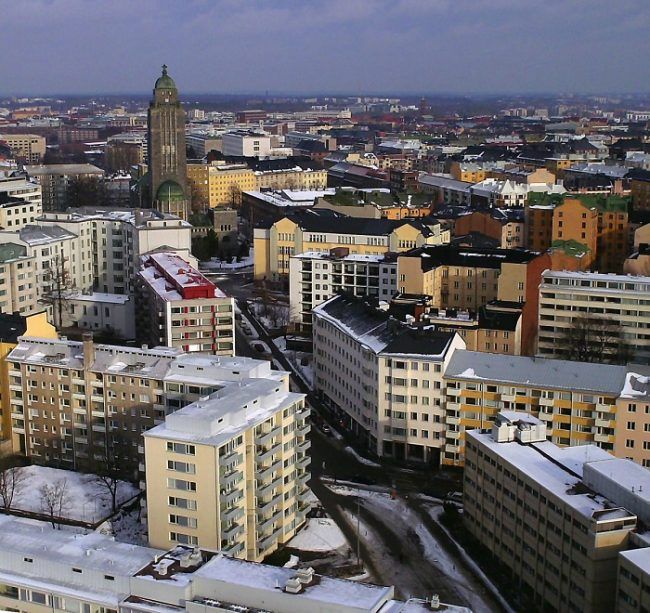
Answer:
xmin=525 ymin=205 xmax=554 ymax=252
xmin=0 ymin=134 xmax=46 ymax=163
xmin=617 ymin=552 xmax=650 ymax=613
xmin=632 ymin=177 xmax=650 ymax=211
xmin=145 ymin=395 xmax=310 ymax=562
xmin=464 ymin=432 xmax=636 ymax=613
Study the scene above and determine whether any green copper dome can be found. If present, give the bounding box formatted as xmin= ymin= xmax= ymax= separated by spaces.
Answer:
xmin=156 ymin=180 xmax=185 ymax=202
xmin=155 ymin=64 xmax=177 ymax=90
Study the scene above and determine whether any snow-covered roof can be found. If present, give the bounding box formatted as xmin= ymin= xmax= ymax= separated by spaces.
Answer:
xmin=67 ymin=291 xmax=130 ymax=304
xmin=145 ymin=379 xmax=304 ymax=446
xmin=542 ymin=269 xmax=650 ymax=285
xmin=294 ymin=250 xmax=393 ymax=264
xmin=468 ymin=430 xmax=632 ymax=520
xmin=193 ymin=554 xmax=394 ymax=611
xmin=445 ymin=350 xmax=627 ymax=395
xmin=620 ymin=548 xmax=650 ymax=577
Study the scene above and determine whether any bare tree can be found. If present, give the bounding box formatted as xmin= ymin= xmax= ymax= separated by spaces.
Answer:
xmin=558 ymin=314 xmax=632 ymax=365
xmin=0 ymin=467 xmax=25 ymax=510
xmin=228 ymin=183 xmax=242 ymax=207
xmin=39 ymin=254 xmax=75 ymax=329
xmin=39 ymin=479 xmax=70 ymax=529
xmin=92 ymin=444 xmax=128 ymax=515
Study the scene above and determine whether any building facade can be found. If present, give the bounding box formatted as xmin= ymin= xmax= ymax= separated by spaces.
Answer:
xmin=145 ymin=375 xmax=310 ymax=561
xmin=0 ymin=133 xmax=46 ymax=163
xmin=137 ymin=252 xmax=234 ymax=355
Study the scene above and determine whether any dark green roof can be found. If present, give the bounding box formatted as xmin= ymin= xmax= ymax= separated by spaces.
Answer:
xmin=156 ymin=180 xmax=185 ymax=202
xmin=570 ymin=194 xmax=630 ymax=213
xmin=155 ymin=65 xmax=177 ymax=90
xmin=551 ymin=239 xmax=590 ymax=257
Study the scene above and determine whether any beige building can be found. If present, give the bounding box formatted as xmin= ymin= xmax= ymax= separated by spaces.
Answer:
xmin=255 ymin=213 xmax=449 ymax=282
xmin=614 ymin=371 xmax=650 ymax=468
xmin=0 ymin=176 xmax=42 ymax=228
xmin=0 ymin=243 xmax=38 ymax=315
xmin=313 ymin=294 xmax=465 ymax=463
xmin=137 ymin=252 xmax=234 ymax=355
xmin=538 ymin=270 xmax=650 ymax=364
xmin=187 ymin=163 xmax=256 ymax=208
xmin=465 ymin=412 xmax=638 ymax=613
xmin=144 ymin=370 xmax=310 ymax=561
xmin=254 ymin=167 xmax=327 ymax=192
xmin=0 ymin=133 xmax=46 ymax=163
xmin=618 ymin=549 xmax=650 ymax=613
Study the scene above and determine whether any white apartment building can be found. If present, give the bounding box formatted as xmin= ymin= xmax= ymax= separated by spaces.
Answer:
xmin=538 ymin=270 xmax=650 ymax=364
xmin=62 ymin=292 xmax=136 ymax=339
xmin=37 ymin=207 xmax=194 ymax=295
xmin=0 ymin=175 xmax=42 ymax=228
xmin=464 ymin=412 xmax=644 ymax=613
xmin=0 ymin=515 xmax=429 ymax=613
xmin=288 ymin=250 xmax=398 ymax=329
xmin=313 ymin=294 xmax=465 ymax=464
xmin=145 ymin=373 xmax=310 ymax=561
xmin=222 ymin=130 xmax=272 ymax=157
xmin=0 ymin=242 xmax=38 ymax=314
xmin=137 ymin=252 xmax=234 ymax=355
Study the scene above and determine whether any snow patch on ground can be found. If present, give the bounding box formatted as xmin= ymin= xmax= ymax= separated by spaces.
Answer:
xmin=287 ymin=517 xmax=349 ymax=552
xmin=271 ymin=336 xmax=314 ymax=388
xmin=9 ymin=465 xmax=139 ymax=524
xmin=202 ymin=252 xmax=254 ymax=270
xmin=97 ymin=507 xmax=147 ymax=545
xmin=344 ymin=446 xmax=381 ymax=468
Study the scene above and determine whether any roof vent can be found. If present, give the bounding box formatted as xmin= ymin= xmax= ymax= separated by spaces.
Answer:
xmin=284 ymin=577 xmax=303 ymax=594
xmin=296 ymin=566 xmax=315 ymax=584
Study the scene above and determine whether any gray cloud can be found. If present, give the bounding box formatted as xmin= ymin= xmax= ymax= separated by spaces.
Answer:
xmin=0 ymin=0 xmax=648 ymax=94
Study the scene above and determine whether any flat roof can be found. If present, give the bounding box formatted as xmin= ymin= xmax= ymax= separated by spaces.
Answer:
xmin=620 ymin=548 xmax=650 ymax=576
xmin=467 ymin=430 xmax=630 ymax=520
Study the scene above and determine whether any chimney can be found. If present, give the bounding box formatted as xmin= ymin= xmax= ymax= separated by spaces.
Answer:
xmin=134 ymin=208 xmax=143 ymax=226
xmin=82 ymin=331 xmax=94 ymax=365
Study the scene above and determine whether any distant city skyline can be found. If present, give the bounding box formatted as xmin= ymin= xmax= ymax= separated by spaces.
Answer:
xmin=1 ymin=0 xmax=649 ymax=96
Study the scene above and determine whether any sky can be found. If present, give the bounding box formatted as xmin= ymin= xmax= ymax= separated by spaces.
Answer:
xmin=1 ymin=0 xmax=649 ymax=96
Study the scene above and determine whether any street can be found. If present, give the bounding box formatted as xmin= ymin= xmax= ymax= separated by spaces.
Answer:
xmin=213 ymin=269 xmax=504 ymax=612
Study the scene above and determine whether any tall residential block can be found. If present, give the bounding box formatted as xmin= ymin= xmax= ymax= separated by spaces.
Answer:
xmin=144 ymin=364 xmax=310 ymax=561
xmin=137 ymin=252 xmax=234 ymax=355
xmin=464 ymin=412 xmax=639 ymax=613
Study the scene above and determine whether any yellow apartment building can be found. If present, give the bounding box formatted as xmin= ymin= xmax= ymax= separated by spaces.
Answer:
xmin=254 ymin=214 xmax=449 ymax=282
xmin=442 ymin=350 xmax=627 ymax=466
xmin=144 ymin=377 xmax=310 ymax=561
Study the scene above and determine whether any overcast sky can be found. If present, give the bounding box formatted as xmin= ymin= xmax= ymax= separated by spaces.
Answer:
xmin=1 ymin=0 xmax=649 ymax=95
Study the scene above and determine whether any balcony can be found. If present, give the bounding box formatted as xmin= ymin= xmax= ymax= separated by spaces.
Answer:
xmin=258 ymin=493 xmax=282 ymax=514
xmin=221 ymin=469 xmax=244 ymax=490
xmin=221 ymin=523 xmax=244 ymax=540
xmin=219 ymin=450 xmax=243 ymax=467
xmin=298 ymin=489 xmax=312 ymax=504
xmin=296 ymin=454 xmax=310 ymax=470
xmin=256 ymin=444 xmax=281 ymax=464
xmin=296 ymin=439 xmax=311 ymax=454
xmin=257 ymin=426 xmax=281 ymax=446
xmin=258 ymin=533 xmax=278 ymax=552
xmin=257 ymin=459 xmax=282 ymax=482
xmin=221 ymin=541 xmax=244 ymax=556
xmin=446 ymin=415 xmax=460 ymax=426
xmin=295 ymin=422 xmax=310 ymax=437
xmin=220 ymin=488 xmax=243 ymax=507
xmin=595 ymin=418 xmax=613 ymax=429
xmin=222 ymin=505 xmax=245 ymax=523
xmin=257 ymin=477 xmax=282 ymax=500
xmin=257 ymin=510 xmax=283 ymax=533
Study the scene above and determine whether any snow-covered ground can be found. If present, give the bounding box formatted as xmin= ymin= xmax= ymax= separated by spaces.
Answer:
xmin=97 ymin=506 xmax=147 ymax=545
xmin=272 ymin=337 xmax=314 ymax=388
xmin=344 ymin=446 xmax=380 ymax=468
xmin=239 ymin=313 xmax=259 ymax=339
xmin=201 ymin=252 xmax=254 ymax=270
xmin=329 ymin=484 xmax=497 ymax=612
xmin=8 ymin=465 xmax=139 ymax=524
xmin=286 ymin=518 xmax=348 ymax=552
xmin=248 ymin=300 xmax=289 ymax=333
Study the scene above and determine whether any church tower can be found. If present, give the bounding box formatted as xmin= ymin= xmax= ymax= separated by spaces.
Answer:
xmin=147 ymin=65 xmax=189 ymax=219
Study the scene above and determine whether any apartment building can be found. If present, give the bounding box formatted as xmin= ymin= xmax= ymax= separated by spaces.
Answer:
xmin=630 ymin=168 xmax=650 ymax=211
xmin=145 ymin=375 xmax=310 ymax=560
xmin=614 ymin=371 xmax=650 ymax=467
xmin=418 ymin=173 xmax=472 ymax=206
xmin=137 ymin=252 xmax=234 ymax=355
xmin=454 ymin=208 xmax=526 ymax=248
xmin=254 ymin=167 xmax=328 ymax=192
xmin=254 ymin=210 xmax=450 ymax=283
xmin=36 ymin=207 xmax=193 ymax=295
xmin=0 ymin=175 xmax=42 ymax=225
xmin=538 ymin=270 xmax=650 ymax=364
xmin=526 ymin=196 xmax=629 ymax=272
xmin=186 ymin=162 xmax=256 ymax=208
xmin=618 ymin=549 xmax=650 ymax=613
xmin=4 ymin=336 xmax=289 ymax=479
xmin=443 ymin=350 xmax=627 ymax=465
xmin=288 ymin=249 xmax=398 ymax=329
xmin=222 ymin=130 xmax=273 ymax=157
xmin=396 ymin=244 xmax=549 ymax=355
xmin=0 ymin=515 xmax=423 ymax=613
xmin=25 ymin=164 xmax=104 ymax=210
xmin=313 ymin=294 xmax=465 ymax=463
xmin=186 ymin=133 xmax=223 ymax=157
xmin=0 ymin=242 xmax=38 ymax=315
xmin=464 ymin=413 xmax=638 ymax=613
xmin=0 ymin=133 xmax=46 ymax=163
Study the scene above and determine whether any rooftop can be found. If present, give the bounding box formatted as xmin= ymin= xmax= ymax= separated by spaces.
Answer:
xmin=402 ymin=244 xmax=539 ymax=271
xmin=445 ymin=350 xmax=628 ymax=395
xmin=25 ymin=163 xmax=104 ymax=176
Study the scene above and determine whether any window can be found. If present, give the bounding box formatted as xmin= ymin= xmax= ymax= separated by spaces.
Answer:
xmin=167 ymin=442 xmax=196 ymax=455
